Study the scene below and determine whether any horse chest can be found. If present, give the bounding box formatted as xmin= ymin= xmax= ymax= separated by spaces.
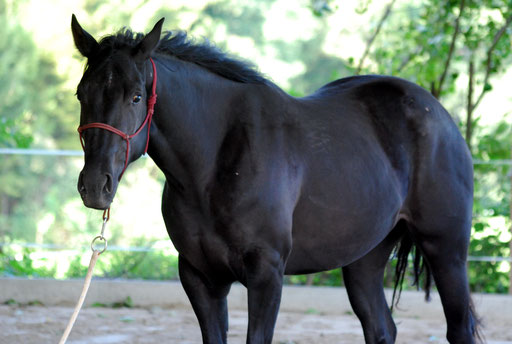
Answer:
xmin=161 ymin=199 xmax=242 ymax=276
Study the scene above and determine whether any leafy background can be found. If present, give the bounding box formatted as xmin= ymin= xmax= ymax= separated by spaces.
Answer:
xmin=1 ymin=0 xmax=511 ymax=294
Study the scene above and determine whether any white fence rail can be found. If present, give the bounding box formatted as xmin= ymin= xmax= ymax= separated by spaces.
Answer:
xmin=1 ymin=148 xmax=511 ymax=264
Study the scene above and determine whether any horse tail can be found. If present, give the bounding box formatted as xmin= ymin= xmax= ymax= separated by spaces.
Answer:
xmin=390 ymin=230 xmax=485 ymax=343
xmin=390 ymin=230 xmax=432 ymax=312
xmin=470 ymin=298 xmax=485 ymax=343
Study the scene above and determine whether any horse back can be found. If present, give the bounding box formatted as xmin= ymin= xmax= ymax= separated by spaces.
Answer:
xmin=297 ymin=74 xmax=471 ymax=193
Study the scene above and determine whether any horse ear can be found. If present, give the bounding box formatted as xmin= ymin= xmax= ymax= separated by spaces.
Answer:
xmin=133 ymin=18 xmax=165 ymax=62
xmin=71 ymin=14 xmax=99 ymax=58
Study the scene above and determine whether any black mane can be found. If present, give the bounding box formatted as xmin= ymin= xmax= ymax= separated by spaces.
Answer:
xmin=93 ymin=28 xmax=268 ymax=84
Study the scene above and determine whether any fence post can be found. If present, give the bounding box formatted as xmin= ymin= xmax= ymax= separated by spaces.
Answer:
xmin=509 ymin=144 xmax=512 ymax=295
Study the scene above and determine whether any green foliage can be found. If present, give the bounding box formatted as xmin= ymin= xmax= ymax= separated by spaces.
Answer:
xmin=473 ymin=120 xmax=511 ymax=218
xmin=0 ymin=155 xmax=91 ymax=245
xmin=0 ymin=5 xmax=36 ymax=148
xmin=0 ymin=243 xmax=180 ymax=281
xmin=0 ymin=0 xmax=82 ymax=250
xmin=0 ymin=1 xmax=78 ymax=149
xmin=198 ymin=0 xmax=270 ymax=46
xmin=469 ymin=118 xmax=511 ymax=293
xmin=343 ymin=0 xmax=512 ymax=148
xmin=185 ymin=0 xmax=351 ymax=94
xmin=98 ymin=249 xmax=179 ymax=280
xmin=468 ymin=230 xmax=509 ymax=293
xmin=0 ymin=247 xmax=56 ymax=278
xmin=284 ymin=29 xmax=352 ymax=94
xmin=4 ymin=299 xmax=18 ymax=306
xmin=0 ymin=0 xmax=510 ymax=295
xmin=65 ymin=254 xmax=90 ymax=278
xmin=112 ymin=296 xmax=133 ymax=308
xmin=286 ymin=269 xmax=342 ymax=287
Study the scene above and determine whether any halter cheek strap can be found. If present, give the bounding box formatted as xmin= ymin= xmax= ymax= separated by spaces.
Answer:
xmin=77 ymin=58 xmax=158 ymax=179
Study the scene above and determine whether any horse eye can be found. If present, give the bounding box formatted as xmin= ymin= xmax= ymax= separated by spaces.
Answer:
xmin=132 ymin=94 xmax=142 ymax=104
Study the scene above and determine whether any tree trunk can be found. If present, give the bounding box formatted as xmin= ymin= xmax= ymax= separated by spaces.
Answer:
xmin=355 ymin=0 xmax=396 ymax=75
xmin=432 ymin=0 xmax=465 ymax=99
xmin=465 ymin=59 xmax=474 ymax=151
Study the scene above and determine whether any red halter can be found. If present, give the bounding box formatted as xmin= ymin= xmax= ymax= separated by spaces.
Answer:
xmin=78 ymin=58 xmax=157 ymax=179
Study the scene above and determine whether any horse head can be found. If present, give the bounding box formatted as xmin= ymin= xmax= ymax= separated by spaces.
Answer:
xmin=71 ymin=15 xmax=163 ymax=209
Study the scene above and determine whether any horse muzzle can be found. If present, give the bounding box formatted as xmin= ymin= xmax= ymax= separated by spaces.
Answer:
xmin=78 ymin=169 xmax=117 ymax=210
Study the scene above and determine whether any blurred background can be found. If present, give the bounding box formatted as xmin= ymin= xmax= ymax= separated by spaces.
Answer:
xmin=1 ymin=0 xmax=511 ymax=294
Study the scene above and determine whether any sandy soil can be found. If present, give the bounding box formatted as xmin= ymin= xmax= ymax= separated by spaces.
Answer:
xmin=0 ymin=304 xmax=510 ymax=344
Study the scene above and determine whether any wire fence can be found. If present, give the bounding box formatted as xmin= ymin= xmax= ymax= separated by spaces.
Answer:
xmin=0 ymin=148 xmax=84 ymax=156
xmin=1 ymin=147 xmax=512 ymax=164
xmin=3 ymin=148 xmax=510 ymax=196
xmin=1 ymin=242 xmax=509 ymax=262
xmin=1 ymin=148 xmax=511 ymax=265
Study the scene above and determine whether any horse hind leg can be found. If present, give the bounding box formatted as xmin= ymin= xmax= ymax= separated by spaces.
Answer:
xmin=342 ymin=223 xmax=405 ymax=344
xmin=406 ymin=196 xmax=482 ymax=343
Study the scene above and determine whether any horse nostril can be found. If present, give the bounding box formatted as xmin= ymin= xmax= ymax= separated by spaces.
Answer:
xmin=78 ymin=172 xmax=86 ymax=194
xmin=104 ymin=173 xmax=114 ymax=194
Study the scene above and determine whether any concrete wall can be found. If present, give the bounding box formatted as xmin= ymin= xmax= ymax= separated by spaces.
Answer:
xmin=1 ymin=277 xmax=510 ymax=322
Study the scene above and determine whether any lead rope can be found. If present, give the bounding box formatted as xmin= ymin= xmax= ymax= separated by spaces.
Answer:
xmin=58 ymin=208 xmax=109 ymax=344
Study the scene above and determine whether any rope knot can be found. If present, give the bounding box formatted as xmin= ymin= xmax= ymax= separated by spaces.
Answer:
xmin=148 ymin=94 xmax=157 ymax=108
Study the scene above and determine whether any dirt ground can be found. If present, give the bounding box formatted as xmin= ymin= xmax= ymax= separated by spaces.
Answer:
xmin=1 ymin=304 xmax=511 ymax=344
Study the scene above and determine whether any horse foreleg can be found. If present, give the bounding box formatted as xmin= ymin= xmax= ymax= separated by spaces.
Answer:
xmin=178 ymin=255 xmax=231 ymax=344
xmin=342 ymin=225 xmax=403 ymax=344
xmin=244 ymin=248 xmax=285 ymax=344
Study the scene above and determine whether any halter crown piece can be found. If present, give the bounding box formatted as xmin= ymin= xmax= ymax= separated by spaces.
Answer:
xmin=77 ymin=58 xmax=158 ymax=179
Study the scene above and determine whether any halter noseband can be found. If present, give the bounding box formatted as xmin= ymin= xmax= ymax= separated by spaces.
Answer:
xmin=77 ymin=58 xmax=158 ymax=179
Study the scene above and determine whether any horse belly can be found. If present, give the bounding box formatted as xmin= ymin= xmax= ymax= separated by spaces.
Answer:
xmin=284 ymin=159 xmax=404 ymax=275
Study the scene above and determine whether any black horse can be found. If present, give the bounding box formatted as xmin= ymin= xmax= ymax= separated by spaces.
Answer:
xmin=71 ymin=16 xmax=481 ymax=344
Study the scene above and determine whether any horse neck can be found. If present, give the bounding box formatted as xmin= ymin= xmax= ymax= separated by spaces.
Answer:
xmin=147 ymin=57 xmax=258 ymax=193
